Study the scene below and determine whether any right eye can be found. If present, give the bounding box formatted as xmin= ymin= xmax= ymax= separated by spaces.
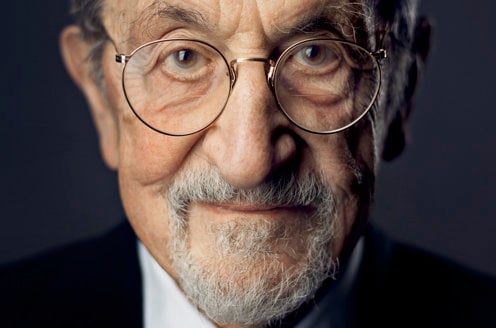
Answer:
xmin=158 ymin=44 xmax=212 ymax=81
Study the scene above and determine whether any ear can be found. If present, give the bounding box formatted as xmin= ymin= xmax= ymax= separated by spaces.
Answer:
xmin=382 ymin=16 xmax=432 ymax=161
xmin=60 ymin=25 xmax=120 ymax=170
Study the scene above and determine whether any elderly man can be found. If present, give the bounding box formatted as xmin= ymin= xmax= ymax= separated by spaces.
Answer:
xmin=1 ymin=0 xmax=495 ymax=327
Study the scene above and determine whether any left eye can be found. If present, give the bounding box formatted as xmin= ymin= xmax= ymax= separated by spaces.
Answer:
xmin=295 ymin=44 xmax=340 ymax=67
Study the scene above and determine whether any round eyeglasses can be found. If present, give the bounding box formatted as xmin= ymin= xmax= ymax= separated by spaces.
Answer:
xmin=115 ymin=38 xmax=386 ymax=136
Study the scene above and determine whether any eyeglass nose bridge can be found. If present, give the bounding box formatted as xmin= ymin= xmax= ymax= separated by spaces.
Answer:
xmin=229 ymin=58 xmax=276 ymax=89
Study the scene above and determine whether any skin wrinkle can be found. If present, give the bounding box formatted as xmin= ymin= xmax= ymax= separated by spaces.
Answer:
xmin=113 ymin=0 xmax=376 ymax=53
xmin=136 ymin=2 xmax=211 ymax=45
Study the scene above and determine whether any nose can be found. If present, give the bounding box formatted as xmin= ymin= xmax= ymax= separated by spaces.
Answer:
xmin=201 ymin=60 xmax=298 ymax=189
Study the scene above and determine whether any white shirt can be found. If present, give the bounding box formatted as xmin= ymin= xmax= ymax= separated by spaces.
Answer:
xmin=138 ymin=243 xmax=215 ymax=328
xmin=138 ymin=239 xmax=364 ymax=328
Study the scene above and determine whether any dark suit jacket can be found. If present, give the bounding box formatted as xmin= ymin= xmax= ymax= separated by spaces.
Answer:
xmin=1 ymin=221 xmax=495 ymax=327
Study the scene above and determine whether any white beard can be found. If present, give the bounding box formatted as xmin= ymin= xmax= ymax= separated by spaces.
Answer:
xmin=167 ymin=167 xmax=338 ymax=326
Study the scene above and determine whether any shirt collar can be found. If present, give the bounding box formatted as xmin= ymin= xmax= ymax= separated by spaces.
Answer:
xmin=138 ymin=242 xmax=215 ymax=328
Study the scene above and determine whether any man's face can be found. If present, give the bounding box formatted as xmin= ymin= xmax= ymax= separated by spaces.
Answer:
xmin=85 ymin=0 xmax=382 ymax=325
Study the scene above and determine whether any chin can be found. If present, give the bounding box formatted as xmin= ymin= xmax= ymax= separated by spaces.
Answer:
xmin=170 ymin=214 xmax=337 ymax=326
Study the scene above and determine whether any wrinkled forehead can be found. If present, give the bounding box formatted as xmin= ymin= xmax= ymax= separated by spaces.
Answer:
xmin=102 ymin=0 xmax=380 ymax=50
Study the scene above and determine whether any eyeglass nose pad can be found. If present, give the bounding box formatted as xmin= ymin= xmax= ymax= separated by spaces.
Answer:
xmin=266 ymin=60 xmax=276 ymax=89
xmin=228 ymin=58 xmax=276 ymax=90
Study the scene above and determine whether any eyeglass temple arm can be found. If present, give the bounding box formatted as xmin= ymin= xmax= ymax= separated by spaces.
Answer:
xmin=116 ymin=54 xmax=130 ymax=64
xmin=372 ymin=49 xmax=387 ymax=62
xmin=372 ymin=21 xmax=390 ymax=63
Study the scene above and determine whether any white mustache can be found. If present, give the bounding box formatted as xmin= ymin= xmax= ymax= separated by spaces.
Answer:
xmin=167 ymin=167 xmax=335 ymax=210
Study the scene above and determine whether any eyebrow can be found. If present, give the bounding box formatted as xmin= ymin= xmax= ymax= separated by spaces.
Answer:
xmin=287 ymin=3 xmax=369 ymax=43
xmin=130 ymin=1 xmax=212 ymax=41
xmin=288 ymin=14 xmax=345 ymax=36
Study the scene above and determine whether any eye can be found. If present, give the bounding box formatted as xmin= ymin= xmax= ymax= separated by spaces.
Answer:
xmin=299 ymin=45 xmax=324 ymax=65
xmin=166 ymin=48 xmax=203 ymax=70
xmin=156 ymin=43 xmax=215 ymax=82
xmin=171 ymin=48 xmax=200 ymax=69
xmin=295 ymin=44 xmax=340 ymax=67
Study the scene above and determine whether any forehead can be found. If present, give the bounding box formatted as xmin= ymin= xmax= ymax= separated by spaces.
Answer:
xmin=103 ymin=0 xmax=375 ymax=48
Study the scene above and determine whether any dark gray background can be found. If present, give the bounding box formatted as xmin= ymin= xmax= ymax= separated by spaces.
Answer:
xmin=1 ymin=1 xmax=495 ymax=276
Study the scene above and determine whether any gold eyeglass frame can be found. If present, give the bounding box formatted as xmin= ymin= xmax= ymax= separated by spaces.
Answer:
xmin=115 ymin=37 xmax=387 ymax=136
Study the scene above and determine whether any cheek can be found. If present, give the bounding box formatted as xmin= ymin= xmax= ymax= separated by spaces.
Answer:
xmin=119 ymin=128 xmax=194 ymax=185
xmin=104 ymin=62 xmax=201 ymax=188
xmin=306 ymin=124 xmax=376 ymax=256
xmin=117 ymin=126 xmax=203 ymax=277
xmin=113 ymin=101 xmax=203 ymax=273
